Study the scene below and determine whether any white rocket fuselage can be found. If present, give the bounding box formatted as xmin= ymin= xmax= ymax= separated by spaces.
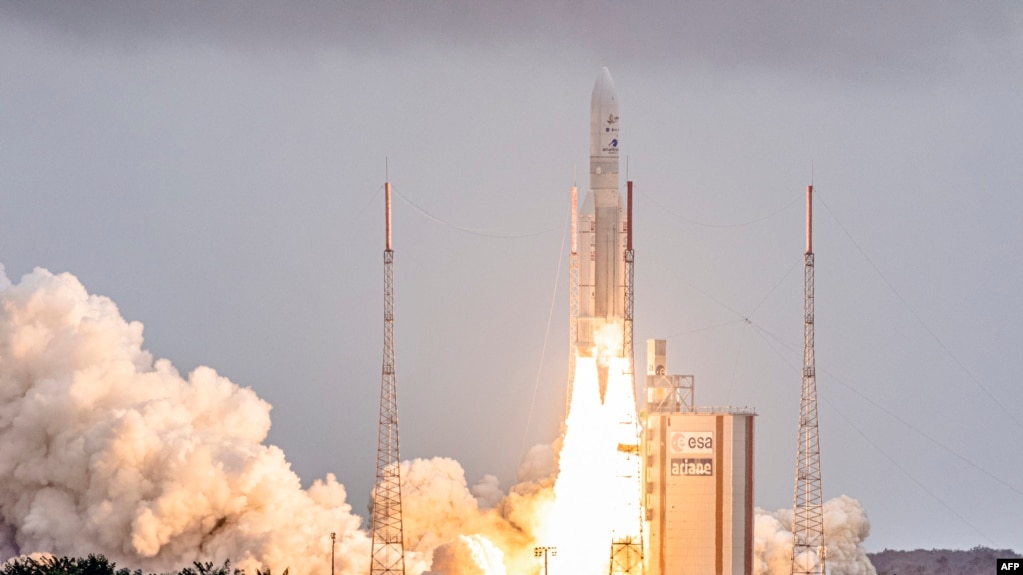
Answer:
xmin=576 ymin=67 xmax=626 ymax=358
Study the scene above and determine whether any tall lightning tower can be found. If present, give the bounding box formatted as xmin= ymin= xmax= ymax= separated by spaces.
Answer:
xmin=791 ymin=184 xmax=825 ymax=575
xmin=567 ymin=184 xmax=579 ymax=417
xmin=370 ymin=176 xmax=406 ymax=575
xmin=622 ymin=180 xmax=635 ymax=422
xmin=609 ymin=180 xmax=645 ymax=575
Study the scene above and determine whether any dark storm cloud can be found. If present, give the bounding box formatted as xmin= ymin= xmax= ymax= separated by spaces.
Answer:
xmin=5 ymin=1 xmax=1019 ymax=78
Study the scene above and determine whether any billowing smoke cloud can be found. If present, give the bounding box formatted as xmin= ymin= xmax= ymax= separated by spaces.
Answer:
xmin=0 ymin=266 xmax=875 ymax=575
xmin=754 ymin=495 xmax=877 ymax=575
xmin=428 ymin=535 xmax=506 ymax=575
xmin=0 ymin=267 xmax=371 ymax=573
xmin=0 ymin=267 xmax=552 ymax=574
xmin=400 ymin=454 xmax=556 ymax=575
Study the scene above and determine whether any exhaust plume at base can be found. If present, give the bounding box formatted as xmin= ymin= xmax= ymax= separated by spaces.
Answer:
xmin=0 ymin=266 xmax=877 ymax=575
xmin=754 ymin=495 xmax=877 ymax=575
xmin=0 ymin=267 xmax=370 ymax=573
xmin=0 ymin=267 xmax=553 ymax=575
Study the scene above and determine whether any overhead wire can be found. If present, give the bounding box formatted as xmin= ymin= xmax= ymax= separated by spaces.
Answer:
xmin=645 ymin=189 xmax=803 ymax=228
xmin=689 ymin=183 xmax=1023 ymax=506
xmin=748 ymin=257 xmax=801 ymax=317
xmin=725 ymin=319 xmax=750 ymax=404
xmin=659 ymin=253 xmax=799 ymax=404
xmin=823 ymin=394 xmax=997 ymax=546
xmin=815 ymin=192 xmax=1023 ymax=433
xmin=518 ymin=201 xmax=570 ymax=464
xmin=475 ymin=167 xmax=1014 ymax=540
xmin=332 ymin=183 xmax=384 ymax=242
xmin=392 ymin=186 xmax=561 ymax=239
xmin=383 ymin=172 xmax=1017 ymax=531
xmin=639 ymin=181 xmax=1021 ymax=538
xmin=669 ymin=272 xmax=748 ymax=321
xmin=749 ymin=321 xmax=1023 ymax=497
xmin=750 ymin=323 xmax=1001 ymax=545
xmin=642 ymin=187 xmax=803 ymax=339
xmin=661 ymin=318 xmax=747 ymax=340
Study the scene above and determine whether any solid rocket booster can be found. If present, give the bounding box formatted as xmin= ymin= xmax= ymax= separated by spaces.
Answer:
xmin=576 ymin=67 xmax=627 ymax=357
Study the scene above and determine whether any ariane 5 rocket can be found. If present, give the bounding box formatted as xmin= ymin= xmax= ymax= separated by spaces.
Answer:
xmin=572 ymin=67 xmax=631 ymax=398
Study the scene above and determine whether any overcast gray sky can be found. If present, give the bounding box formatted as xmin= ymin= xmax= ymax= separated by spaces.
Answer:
xmin=2 ymin=1 xmax=1021 ymax=552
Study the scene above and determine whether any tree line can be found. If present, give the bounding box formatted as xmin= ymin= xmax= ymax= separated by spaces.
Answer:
xmin=0 ymin=555 xmax=288 ymax=575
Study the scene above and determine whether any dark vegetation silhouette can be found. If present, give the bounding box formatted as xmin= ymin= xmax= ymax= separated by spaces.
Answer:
xmin=0 ymin=555 xmax=290 ymax=575
xmin=868 ymin=546 xmax=1021 ymax=575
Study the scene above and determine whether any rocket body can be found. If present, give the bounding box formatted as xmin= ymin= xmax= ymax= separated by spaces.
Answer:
xmin=576 ymin=67 xmax=627 ymax=358
xmin=555 ymin=69 xmax=644 ymax=569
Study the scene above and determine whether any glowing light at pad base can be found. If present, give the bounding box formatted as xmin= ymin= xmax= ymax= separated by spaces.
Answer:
xmin=604 ymin=359 xmax=644 ymax=548
xmin=544 ymin=355 xmax=613 ymax=574
xmin=543 ymin=322 xmax=644 ymax=574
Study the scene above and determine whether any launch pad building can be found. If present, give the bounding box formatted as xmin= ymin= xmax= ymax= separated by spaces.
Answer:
xmin=643 ymin=341 xmax=756 ymax=575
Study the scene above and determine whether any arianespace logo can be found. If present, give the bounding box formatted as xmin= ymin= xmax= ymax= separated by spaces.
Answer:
xmin=671 ymin=458 xmax=713 ymax=477
xmin=603 ymin=113 xmax=619 ymax=154
xmin=602 ymin=136 xmax=619 ymax=154
xmin=669 ymin=431 xmax=713 ymax=454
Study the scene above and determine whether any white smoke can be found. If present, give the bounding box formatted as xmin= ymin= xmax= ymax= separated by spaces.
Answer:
xmin=427 ymin=535 xmax=507 ymax=575
xmin=399 ymin=456 xmax=555 ymax=575
xmin=470 ymin=475 xmax=504 ymax=511
xmin=754 ymin=495 xmax=877 ymax=575
xmin=0 ymin=265 xmax=878 ymax=575
xmin=0 ymin=266 xmax=555 ymax=575
xmin=0 ymin=267 xmax=370 ymax=573
xmin=514 ymin=444 xmax=556 ymax=484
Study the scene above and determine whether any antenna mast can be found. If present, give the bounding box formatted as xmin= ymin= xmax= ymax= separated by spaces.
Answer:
xmin=609 ymin=180 xmax=645 ymax=575
xmin=567 ymin=183 xmax=580 ymax=417
xmin=370 ymin=172 xmax=406 ymax=575
xmin=791 ymin=184 xmax=825 ymax=575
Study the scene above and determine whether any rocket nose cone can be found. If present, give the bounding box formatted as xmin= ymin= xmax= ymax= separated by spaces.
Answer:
xmin=590 ymin=67 xmax=619 ymax=159
xmin=591 ymin=67 xmax=616 ymax=107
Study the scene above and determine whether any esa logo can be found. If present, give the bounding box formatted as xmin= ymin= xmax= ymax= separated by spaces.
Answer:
xmin=669 ymin=431 xmax=714 ymax=454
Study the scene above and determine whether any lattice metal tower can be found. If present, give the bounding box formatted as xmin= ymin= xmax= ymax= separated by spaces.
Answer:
xmin=609 ymin=181 xmax=645 ymax=575
xmin=622 ymin=183 xmax=635 ymax=437
xmin=567 ymin=185 xmax=580 ymax=418
xmin=370 ymin=179 xmax=406 ymax=575
xmin=791 ymin=184 xmax=825 ymax=575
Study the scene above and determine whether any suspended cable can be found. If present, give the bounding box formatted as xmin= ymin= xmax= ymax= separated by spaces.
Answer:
xmin=645 ymin=189 xmax=803 ymax=228
xmin=660 ymin=257 xmax=798 ymax=340
xmin=661 ymin=318 xmax=746 ymax=340
xmin=725 ymin=319 xmax=750 ymax=404
xmin=519 ymin=202 xmax=570 ymax=464
xmin=659 ymin=255 xmax=800 ymax=403
xmin=332 ymin=184 xmax=384 ymax=242
xmin=392 ymin=186 xmax=561 ymax=239
xmin=815 ymin=192 xmax=1023 ymax=433
xmin=823 ymin=393 xmax=997 ymax=546
xmin=748 ymin=257 xmax=801 ymax=317
xmin=750 ymin=322 xmax=1023 ymax=497
xmin=673 ymin=273 xmax=748 ymax=321
xmin=751 ymin=326 xmax=1000 ymax=545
